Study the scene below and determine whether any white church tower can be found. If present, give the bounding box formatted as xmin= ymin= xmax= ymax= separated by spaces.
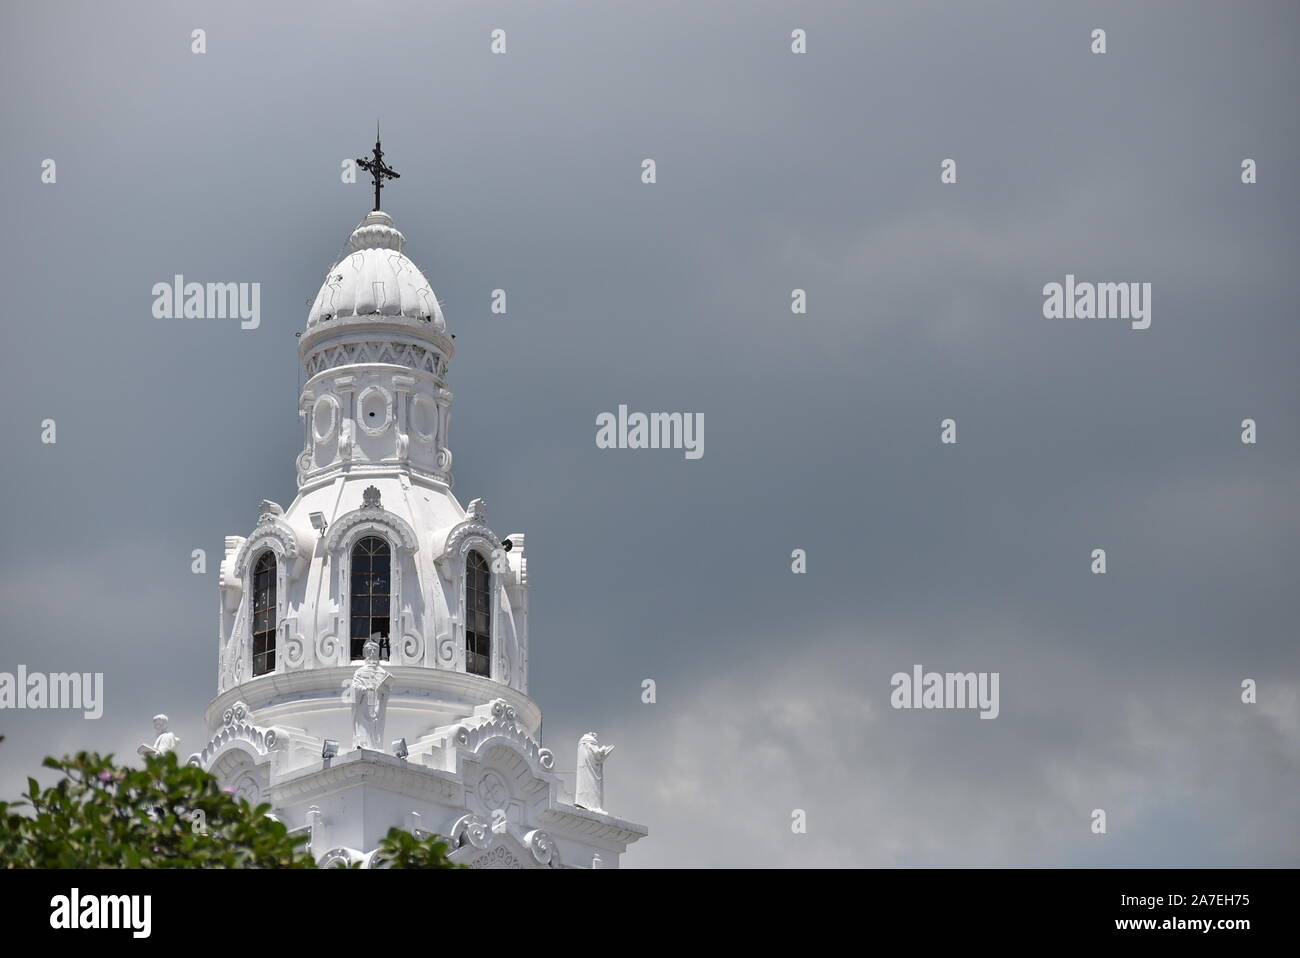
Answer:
xmin=186 ymin=140 xmax=646 ymax=868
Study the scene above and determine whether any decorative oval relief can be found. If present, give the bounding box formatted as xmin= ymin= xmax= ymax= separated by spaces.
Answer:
xmin=312 ymin=395 xmax=339 ymax=443
xmin=234 ymin=774 xmax=261 ymax=804
xmin=410 ymin=393 xmax=437 ymax=443
xmin=358 ymin=385 xmax=392 ymax=436
xmin=476 ymin=770 xmax=511 ymax=812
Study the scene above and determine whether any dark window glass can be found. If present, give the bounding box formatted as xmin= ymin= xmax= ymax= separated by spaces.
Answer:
xmin=350 ymin=536 xmax=391 ymax=660
xmin=251 ymin=551 xmax=277 ymax=676
xmin=465 ymin=550 xmax=491 ymax=676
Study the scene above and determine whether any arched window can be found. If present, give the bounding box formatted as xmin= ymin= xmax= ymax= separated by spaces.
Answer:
xmin=465 ymin=550 xmax=491 ymax=677
xmin=350 ymin=536 xmax=391 ymax=661
xmin=251 ymin=551 xmax=277 ymax=676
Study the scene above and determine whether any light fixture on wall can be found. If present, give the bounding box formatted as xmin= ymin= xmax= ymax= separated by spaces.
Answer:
xmin=309 ymin=512 xmax=328 ymax=535
xmin=322 ymin=739 xmax=339 ymax=762
xmin=392 ymin=738 xmax=409 ymax=760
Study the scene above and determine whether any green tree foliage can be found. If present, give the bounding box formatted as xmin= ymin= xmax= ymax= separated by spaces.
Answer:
xmin=370 ymin=826 xmax=464 ymax=869
xmin=0 ymin=750 xmax=461 ymax=869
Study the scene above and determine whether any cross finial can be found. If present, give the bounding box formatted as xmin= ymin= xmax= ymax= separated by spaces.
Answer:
xmin=356 ymin=127 xmax=400 ymax=212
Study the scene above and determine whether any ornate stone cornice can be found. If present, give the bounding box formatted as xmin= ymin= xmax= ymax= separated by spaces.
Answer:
xmin=535 ymin=806 xmax=650 ymax=846
xmin=203 ymin=667 xmax=542 ymax=733
xmin=447 ymin=818 xmax=559 ymax=869
xmin=297 ymin=461 xmax=451 ymax=495
xmin=323 ymin=494 xmax=418 ymax=553
xmin=298 ymin=314 xmax=453 ymax=365
xmin=450 ymin=698 xmax=555 ymax=775
xmin=437 ymin=518 xmax=501 ymax=580
xmin=187 ymin=701 xmax=286 ymax=771
xmin=270 ymin=751 xmax=462 ymax=806
xmin=304 ymin=339 xmax=448 ymax=380
xmin=233 ymin=516 xmax=305 ymax=579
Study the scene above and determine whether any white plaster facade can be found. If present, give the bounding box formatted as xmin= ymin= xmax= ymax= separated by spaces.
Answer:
xmin=191 ymin=209 xmax=646 ymax=868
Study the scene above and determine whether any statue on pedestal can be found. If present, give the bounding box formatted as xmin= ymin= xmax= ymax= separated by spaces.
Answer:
xmin=344 ymin=639 xmax=393 ymax=750
xmin=575 ymin=732 xmax=614 ymax=813
xmin=137 ymin=714 xmax=179 ymax=758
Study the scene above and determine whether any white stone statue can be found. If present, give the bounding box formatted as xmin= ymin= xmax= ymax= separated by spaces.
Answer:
xmin=137 ymin=714 xmax=179 ymax=758
xmin=344 ymin=639 xmax=393 ymax=750
xmin=574 ymin=732 xmax=614 ymax=813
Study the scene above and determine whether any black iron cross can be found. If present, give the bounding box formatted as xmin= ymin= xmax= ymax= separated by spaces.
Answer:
xmin=356 ymin=134 xmax=399 ymax=211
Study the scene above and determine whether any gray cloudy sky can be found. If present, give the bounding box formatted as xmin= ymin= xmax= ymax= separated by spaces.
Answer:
xmin=1 ymin=0 xmax=1297 ymax=866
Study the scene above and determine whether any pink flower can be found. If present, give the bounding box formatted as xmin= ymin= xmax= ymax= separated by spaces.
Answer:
xmin=98 ymin=771 xmax=113 ymax=783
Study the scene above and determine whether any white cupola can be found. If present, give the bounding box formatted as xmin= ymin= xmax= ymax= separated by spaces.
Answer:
xmin=298 ymin=209 xmax=454 ymax=490
xmin=186 ymin=145 xmax=646 ymax=867
xmin=306 ymin=210 xmax=445 ymax=329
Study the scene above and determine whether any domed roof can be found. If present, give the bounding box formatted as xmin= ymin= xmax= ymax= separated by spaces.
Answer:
xmin=307 ymin=210 xmax=444 ymax=330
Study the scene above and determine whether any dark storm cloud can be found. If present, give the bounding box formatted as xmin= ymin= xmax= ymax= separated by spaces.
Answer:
xmin=1 ymin=0 xmax=1296 ymax=865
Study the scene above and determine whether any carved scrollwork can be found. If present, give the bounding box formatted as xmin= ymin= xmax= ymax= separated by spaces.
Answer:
xmin=222 ymin=701 xmax=250 ymax=727
xmin=524 ymin=829 xmax=559 ymax=867
xmin=219 ymin=630 xmax=244 ymax=694
xmin=323 ymin=504 xmax=418 ymax=554
xmin=450 ymin=813 xmax=493 ymax=851
xmin=187 ymin=707 xmax=285 ymax=771
xmin=401 ymin=627 xmax=423 ymax=663
xmin=338 ymin=418 xmax=355 ymax=461
xmin=316 ymin=619 xmax=341 ymax=667
xmin=441 ymin=520 xmax=501 ymax=568
xmin=233 ymin=518 xmax=302 ymax=579
xmin=317 ymin=847 xmax=363 ymax=869
xmin=471 ymin=846 xmax=524 ymax=869
xmin=449 ymin=705 xmax=554 ymax=780
xmin=489 ymin=698 xmax=517 ymax=724
xmin=284 ymin=630 xmax=306 ymax=668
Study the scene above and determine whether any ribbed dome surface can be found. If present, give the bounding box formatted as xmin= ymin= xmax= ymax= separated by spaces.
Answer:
xmin=307 ymin=210 xmax=444 ymax=329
